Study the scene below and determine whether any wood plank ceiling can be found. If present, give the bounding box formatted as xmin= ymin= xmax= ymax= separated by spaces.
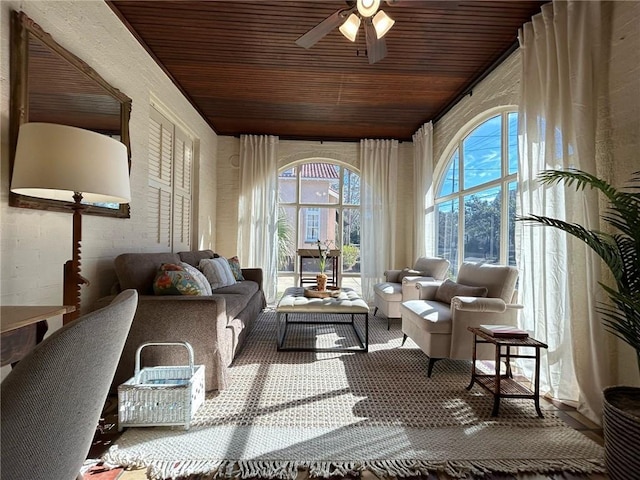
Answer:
xmin=108 ymin=1 xmax=547 ymax=141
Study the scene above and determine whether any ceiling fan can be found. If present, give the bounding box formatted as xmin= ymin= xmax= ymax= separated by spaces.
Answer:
xmin=295 ymin=0 xmax=398 ymax=64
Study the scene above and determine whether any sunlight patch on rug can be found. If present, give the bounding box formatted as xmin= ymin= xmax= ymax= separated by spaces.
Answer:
xmin=103 ymin=311 xmax=605 ymax=479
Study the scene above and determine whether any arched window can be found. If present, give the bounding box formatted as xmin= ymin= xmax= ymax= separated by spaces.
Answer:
xmin=277 ymin=161 xmax=361 ymax=294
xmin=435 ymin=111 xmax=518 ymax=276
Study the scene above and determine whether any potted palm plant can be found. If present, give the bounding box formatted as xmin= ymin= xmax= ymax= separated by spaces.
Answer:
xmin=519 ymin=169 xmax=639 ymax=478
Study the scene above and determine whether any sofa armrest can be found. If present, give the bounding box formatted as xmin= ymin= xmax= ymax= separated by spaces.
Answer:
xmin=110 ymin=294 xmax=230 ymax=393
xmin=415 ymin=280 xmax=441 ymax=300
xmin=241 ymin=268 xmax=263 ymax=291
xmin=401 ymin=276 xmax=435 ymax=300
xmin=384 ymin=269 xmax=402 ymax=283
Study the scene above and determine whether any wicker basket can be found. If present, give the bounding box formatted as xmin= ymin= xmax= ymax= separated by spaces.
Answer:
xmin=118 ymin=342 xmax=205 ymax=431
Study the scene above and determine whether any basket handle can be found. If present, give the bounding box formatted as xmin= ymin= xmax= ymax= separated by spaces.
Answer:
xmin=134 ymin=341 xmax=195 ymax=380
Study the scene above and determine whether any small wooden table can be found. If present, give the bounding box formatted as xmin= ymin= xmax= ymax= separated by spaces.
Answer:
xmin=1 ymin=305 xmax=75 ymax=367
xmin=466 ymin=326 xmax=548 ymax=417
xmin=297 ymin=248 xmax=340 ymax=288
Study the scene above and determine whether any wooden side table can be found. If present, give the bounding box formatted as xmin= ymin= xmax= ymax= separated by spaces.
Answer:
xmin=1 ymin=305 xmax=75 ymax=367
xmin=297 ymin=248 xmax=340 ymax=288
xmin=466 ymin=326 xmax=548 ymax=417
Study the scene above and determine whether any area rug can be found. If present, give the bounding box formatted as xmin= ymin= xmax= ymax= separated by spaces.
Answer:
xmin=102 ymin=310 xmax=605 ymax=479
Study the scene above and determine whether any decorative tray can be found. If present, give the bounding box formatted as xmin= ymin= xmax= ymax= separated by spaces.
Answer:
xmin=303 ymin=286 xmax=341 ymax=298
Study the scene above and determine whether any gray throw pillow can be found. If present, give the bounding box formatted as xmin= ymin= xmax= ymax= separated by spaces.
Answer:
xmin=397 ymin=268 xmax=423 ymax=282
xmin=435 ymin=279 xmax=488 ymax=303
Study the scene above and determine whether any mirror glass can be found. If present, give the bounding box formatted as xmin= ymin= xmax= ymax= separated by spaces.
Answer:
xmin=10 ymin=11 xmax=132 ymax=217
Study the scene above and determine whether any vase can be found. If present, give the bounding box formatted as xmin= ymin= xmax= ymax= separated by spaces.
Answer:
xmin=603 ymin=385 xmax=640 ymax=479
xmin=316 ymin=273 xmax=328 ymax=291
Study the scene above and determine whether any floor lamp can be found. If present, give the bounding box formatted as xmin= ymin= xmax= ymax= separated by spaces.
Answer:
xmin=10 ymin=122 xmax=131 ymax=324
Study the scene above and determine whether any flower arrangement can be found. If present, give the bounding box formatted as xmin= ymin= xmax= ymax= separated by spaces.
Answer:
xmin=316 ymin=239 xmax=334 ymax=274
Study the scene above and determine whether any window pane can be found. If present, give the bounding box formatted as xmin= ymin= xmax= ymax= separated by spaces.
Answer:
xmin=463 ymin=115 xmax=502 ymax=189
xmin=278 ymin=167 xmax=297 ymax=203
xmin=437 ymin=150 xmax=459 ymax=197
xmin=508 ymin=181 xmax=517 ymax=266
xmin=299 ymin=162 xmax=339 ymax=205
xmin=342 ymin=207 xmax=360 ymax=272
xmin=278 ymin=206 xmax=296 ymax=272
xmin=463 ymin=186 xmax=501 ymax=264
xmin=342 ymin=168 xmax=360 ymax=205
xmin=436 ymin=200 xmax=458 ymax=276
xmin=298 ymin=207 xmax=338 ymax=247
xmin=508 ymin=112 xmax=518 ymax=175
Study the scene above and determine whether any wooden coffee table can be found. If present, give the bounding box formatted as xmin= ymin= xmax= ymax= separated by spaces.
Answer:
xmin=276 ymin=287 xmax=369 ymax=352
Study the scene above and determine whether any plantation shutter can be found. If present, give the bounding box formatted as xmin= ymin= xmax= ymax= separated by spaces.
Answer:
xmin=148 ymin=108 xmax=173 ymax=247
xmin=172 ymin=127 xmax=193 ymax=251
xmin=148 ymin=106 xmax=194 ymax=251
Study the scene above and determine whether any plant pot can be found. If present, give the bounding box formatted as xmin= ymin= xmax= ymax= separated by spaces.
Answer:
xmin=316 ymin=273 xmax=328 ymax=292
xmin=603 ymin=386 xmax=640 ymax=478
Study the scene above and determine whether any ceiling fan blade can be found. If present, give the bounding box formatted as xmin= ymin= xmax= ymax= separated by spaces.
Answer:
xmin=364 ymin=20 xmax=387 ymax=64
xmin=295 ymin=9 xmax=349 ymax=49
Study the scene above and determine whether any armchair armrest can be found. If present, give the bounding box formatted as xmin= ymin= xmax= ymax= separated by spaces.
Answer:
xmin=384 ymin=269 xmax=402 ymax=283
xmin=451 ymin=296 xmax=523 ymax=313
xmin=402 ymin=276 xmax=435 ymax=300
xmin=415 ymin=280 xmax=441 ymax=300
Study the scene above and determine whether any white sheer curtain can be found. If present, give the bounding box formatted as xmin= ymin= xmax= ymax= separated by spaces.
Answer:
xmin=517 ymin=0 xmax=612 ymax=423
xmin=237 ymin=134 xmax=279 ymax=304
xmin=360 ymin=139 xmax=399 ymax=303
xmin=412 ymin=122 xmax=435 ymax=259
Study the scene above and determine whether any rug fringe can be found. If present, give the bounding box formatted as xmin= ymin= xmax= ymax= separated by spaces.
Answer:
xmin=103 ymin=450 xmax=606 ymax=480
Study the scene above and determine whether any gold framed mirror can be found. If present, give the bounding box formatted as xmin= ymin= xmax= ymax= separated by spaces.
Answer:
xmin=9 ymin=11 xmax=132 ymax=218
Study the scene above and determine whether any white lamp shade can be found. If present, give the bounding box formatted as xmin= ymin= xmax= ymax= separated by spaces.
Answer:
xmin=11 ymin=122 xmax=131 ymax=204
xmin=339 ymin=14 xmax=361 ymax=42
xmin=357 ymin=0 xmax=380 ymax=18
xmin=373 ymin=10 xmax=395 ymax=38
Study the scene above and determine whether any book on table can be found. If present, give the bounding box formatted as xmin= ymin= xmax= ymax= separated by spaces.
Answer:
xmin=479 ymin=324 xmax=529 ymax=339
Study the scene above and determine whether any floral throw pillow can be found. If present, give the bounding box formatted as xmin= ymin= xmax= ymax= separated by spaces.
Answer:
xmin=227 ymin=256 xmax=245 ymax=281
xmin=153 ymin=263 xmax=203 ymax=296
xmin=180 ymin=262 xmax=213 ymax=296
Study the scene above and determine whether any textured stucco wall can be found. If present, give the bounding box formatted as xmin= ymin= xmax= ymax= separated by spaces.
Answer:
xmin=0 ymin=0 xmax=217 ymax=366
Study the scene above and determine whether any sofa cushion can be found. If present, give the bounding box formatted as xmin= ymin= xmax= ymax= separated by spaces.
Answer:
xmin=178 ymin=250 xmax=217 ymax=267
xmin=115 ymin=252 xmax=181 ymax=294
xmin=200 ymin=258 xmax=236 ymax=289
xmin=401 ymin=299 xmax=453 ymax=334
xmin=180 ymin=262 xmax=213 ymax=296
xmin=212 ymin=280 xmax=259 ymax=297
xmin=153 ymin=263 xmax=203 ymax=296
xmin=434 ymin=279 xmax=488 ymax=304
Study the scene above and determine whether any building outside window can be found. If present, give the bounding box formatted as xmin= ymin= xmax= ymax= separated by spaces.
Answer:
xmin=435 ymin=110 xmax=518 ymax=276
xmin=278 ymin=162 xmax=361 ymax=293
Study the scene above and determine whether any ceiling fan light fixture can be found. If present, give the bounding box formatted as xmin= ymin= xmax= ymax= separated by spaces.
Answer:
xmin=372 ymin=10 xmax=394 ymax=38
xmin=357 ymin=0 xmax=380 ymax=18
xmin=339 ymin=13 xmax=361 ymax=42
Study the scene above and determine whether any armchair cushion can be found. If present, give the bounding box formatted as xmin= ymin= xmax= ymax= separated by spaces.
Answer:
xmin=434 ymin=279 xmax=488 ymax=304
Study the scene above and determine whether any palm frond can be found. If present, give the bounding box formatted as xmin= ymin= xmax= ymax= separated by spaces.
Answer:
xmin=519 ymin=169 xmax=640 ymax=366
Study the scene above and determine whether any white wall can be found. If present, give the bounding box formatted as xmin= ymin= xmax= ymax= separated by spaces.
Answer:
xmin=0 ymin=0 xmax=218 ymax=379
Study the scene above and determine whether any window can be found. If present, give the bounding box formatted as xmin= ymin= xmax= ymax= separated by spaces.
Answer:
xmin=147 ymin=106 xmax=194 ymax=252
xmin=305 ymin=208 xmax=320 ymax=242
xmin=435 ymin=111 xmax=518 ymax=275
xmin=277 ymin=162 xmax=361 ymax=289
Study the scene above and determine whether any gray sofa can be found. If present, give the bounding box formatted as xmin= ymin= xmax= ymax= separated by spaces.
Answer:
xmin=95 ymin=250 xmax=265 ymax=392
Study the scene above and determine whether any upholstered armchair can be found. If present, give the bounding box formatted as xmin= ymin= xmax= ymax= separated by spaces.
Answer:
xmin=373 ymin=256 xmax=450 ymax=329
xmin=400 ymin=262 xmax=522 ymax=377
